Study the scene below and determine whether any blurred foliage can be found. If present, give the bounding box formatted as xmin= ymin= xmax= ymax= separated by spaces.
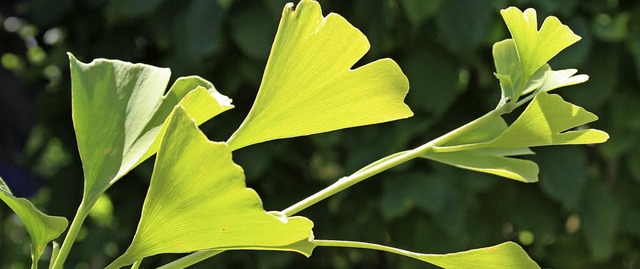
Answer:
xmin=0 ymin=0 xmax=639 ymax=268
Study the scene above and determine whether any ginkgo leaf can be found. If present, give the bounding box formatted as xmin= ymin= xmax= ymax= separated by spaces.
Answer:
xmin=226 ymin=0 xmax=412 ymax=150
xmin=489 ymin=91 xmax=609 ymax=147
xmin=493 ymin=39 xmax=522 ymax=102
xmin=424 ymin=149 xmax=539 ymax=182
xmin=69 ymin=54 xmax=232 ymax=203
xmin=537 ymin=68 xmax=589 ymax=93
xmin=0 ymin=176 xmax=68 ymax=267
xmin=424 ymin=114 xmax=538 ymax=182
xmin=314 ymin=240 xmax=540 ymax=269
xmin=493 ymin=37 xmax=587 ymax=104
xmin=500 ymin=7 xmax=581 ymax=79
xmin=106 ymin=107 xmax=314 ymax=268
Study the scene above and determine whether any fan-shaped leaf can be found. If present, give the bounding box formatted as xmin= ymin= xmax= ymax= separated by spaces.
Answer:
xmin=107 ymin=107 xmax=313 ymax=268
xmin=489 ymin=92 xmax=608 ymax=147
xmin=69 ymin=54 xmax=233 ymax=202
xmin=424 ymin=114 xmax=538 ymax=182
xmin=0 ymin=177 xmax=68 ymax=267
xmin=227 ymin=0 xmax=412 ymax=150
xmin=500 ymin=7 xmax=581 ymax=79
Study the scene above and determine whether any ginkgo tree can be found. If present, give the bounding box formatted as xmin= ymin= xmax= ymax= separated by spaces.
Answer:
xmin=0 ymin=1 xmax=608 ymax=269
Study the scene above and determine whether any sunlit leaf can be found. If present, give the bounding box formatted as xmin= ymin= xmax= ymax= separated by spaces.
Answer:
xmin=0 ymin=176 xmax=68 ymax=267
xmin=425 ymin=150 xmax=538 ymax=182
xmin=227 ymin=0 xmax=412 ymax=150
xmin=489 ymin=92 xmax=609 ymax=147
xmin=424 ymin=114 xmax=538 ymax=182
xmin=500 ymin=7 xmax=581 ymax=79
xmin=315 ymin=240 xmax=540 ymax=269
xmin=493 ymin=37 xmax=587 ymax=104
xmin=420 ymin=241 xmax=540 ymax=268
xmin=107 ymin=107 xmax=314 ymax=268
xmin=69 ymin=54 xmax=232 ymax=203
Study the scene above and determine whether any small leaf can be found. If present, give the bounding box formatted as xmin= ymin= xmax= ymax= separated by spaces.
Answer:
xmin=227 ymin=0 xmax=412 ymax=150
xmin=0 ymin=176 xmax=68 ymax=267
xmin=422 ymin=242 xmax=540 ymax=269
xmin=69 ymin=54 xmax=232 ymax=202
xmin=493 ymin=30 xmax=587 ymax=104
xmin=107 ymin=107 xmax=314 ymax=268
xmin=493 ymin=39 xmax=523 ymax=102
xmin=500 ymin=7 xmax=581 ymax=79
xmin=424 ymin=149 xmax=539 ymax=182
xmin=489 ymin=92 xmax=609 ymax=147
xmin=424 ymin=114 xmax=538 ymax=182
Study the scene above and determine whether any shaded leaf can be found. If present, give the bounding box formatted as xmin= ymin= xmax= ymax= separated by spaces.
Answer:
xmin=400 ymin=0 xmax=445 ymax=26
xmin=578 ymin=183 xmax=620 ymax=262
xmin=0 ymin=176 xmax=68 ymax=266
xmin=403 ymin=43 xmax=465 ymax=116
xmin=500 ymin=7 xmax=581 ymax=78
xmin=435 ymin=0 xmax=493 ymax=53
xmin=534 ymin=147 xmax=587 ymax=209
xmin=69 ymin=54 xmax=232 ymax=203
xmin=227 ymin=0 xmax=412 ymax=150
xmin=230 ymin=4 xmax=277 ymax=60
xmin=107 ymin=107 xmax=313 ymax=268
xmin=106 ymin=0 xmax=168 ymax=23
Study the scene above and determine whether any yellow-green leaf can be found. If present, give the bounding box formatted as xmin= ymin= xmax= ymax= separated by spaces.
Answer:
xmin=227 ymin=0 xmax=412 ymax=150
xmin=0 ymin=177 xmax=68 ymax=267
xmin=69 ymin=54 xmax=232 ymax=203
xmin=500 ymin=7 xmax=581 ymax=79
xmin=489 ymin=92 xmax=609 ymax=147
xmin=424 ymin=114 xmax=539 ymax=182
xmin=315 ymin=240 xmax=540 ymax=269
xmin=107 ymin=107 xmax=313 ymax=268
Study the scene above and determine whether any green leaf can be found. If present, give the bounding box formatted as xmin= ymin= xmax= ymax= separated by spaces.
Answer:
xmin=489 ymin=92 xmax=609 ymax=147
xmin=500 ymin=7 xmax=581 ymax=79
xmin=493 ymin=34 xmax=587 ymax=104
xmin=534 ymin=147 xmax=587 ymax=209
xmin=424 ymin=113 xmax=539 ymax=182
xmin=314 ymin=240 xmax=540 ymax=269
xmin=424 ymin=149 xmax=538 ymax=183
xmin=0 ymin=177 xmax=68 ymax=267
xmin=578 ymin=183 xmax=620 ymax=262
xmin=422 ymin=241 xmax=539 ymax=268
xmin=227 ymin=0 xmax=412 ymax=150
xmin=107 ymin=107 xmax=314 ymax=268
xmin=400 ymin=0 xmax=445 ymax=26
xmin=69 ymin=54 xmax=232 ymax=203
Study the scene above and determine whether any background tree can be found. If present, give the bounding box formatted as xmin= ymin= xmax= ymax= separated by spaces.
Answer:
xmin=1 ymin=0 xmax=638 ymax=268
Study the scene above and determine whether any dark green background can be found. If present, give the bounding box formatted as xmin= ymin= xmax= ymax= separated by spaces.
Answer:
xmin=1 ymin=0 xmax=639 ymax=268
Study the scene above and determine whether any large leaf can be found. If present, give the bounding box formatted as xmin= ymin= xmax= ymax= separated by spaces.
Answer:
xmin=227 ymin=0 xmax=412 ymax=150
xmin=0 ymin=176 xmax=68 ymax=267
xmin=500 ymin=7 xmax=581 ymax=79
xmin=107 ymin=107 xmax=314 ymax=268
xmin=315 ymin=240 xmax=540 ymax=269
xmin=69 ymin=54 xmax=233 ymax=203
